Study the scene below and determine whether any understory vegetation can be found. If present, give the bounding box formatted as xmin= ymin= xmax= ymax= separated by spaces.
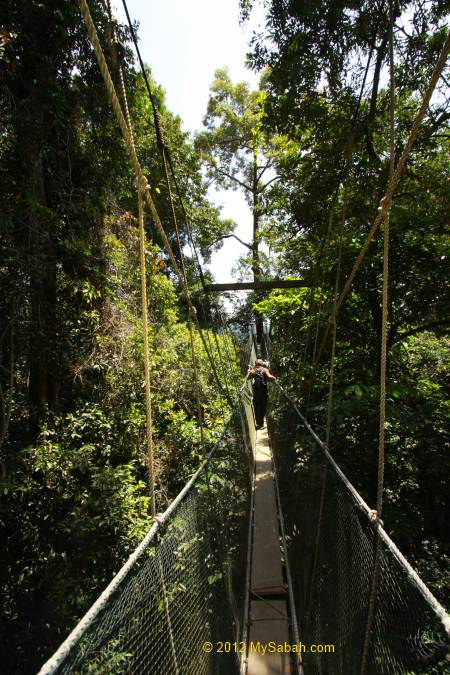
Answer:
xmin=1 ymin=0 xmax=448 ymax=672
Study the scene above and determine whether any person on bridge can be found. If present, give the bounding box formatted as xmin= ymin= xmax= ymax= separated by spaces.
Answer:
xmin=247 ymin=359 xmax=277 ymax=429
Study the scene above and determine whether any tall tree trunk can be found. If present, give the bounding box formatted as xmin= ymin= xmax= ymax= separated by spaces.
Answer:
xmin=365 ymin=29 xmax=389 ymax=161
xmin=252 ymin=150 xmax=261 ymax=281
xmin=27 ymin=117 xmax=58 ymax=436
xmin=251 ymin=148 xmax=264 ymax=344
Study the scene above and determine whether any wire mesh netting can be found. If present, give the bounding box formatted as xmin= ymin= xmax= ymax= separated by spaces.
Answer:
xmin=40 ymin=407 xmax=253 ymax=675
xmin=268 ymin=386 xmax=449 ymax=675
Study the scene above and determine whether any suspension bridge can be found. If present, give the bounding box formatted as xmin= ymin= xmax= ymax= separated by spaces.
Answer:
xmin=37 ymin=338 xmax=450 ymax=674
xmin=36 ymin=2 xmax=450 ymax=673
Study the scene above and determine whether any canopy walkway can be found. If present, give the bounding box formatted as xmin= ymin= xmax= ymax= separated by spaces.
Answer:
xmin=38 ymin=336 xmax=449 ymax=674
xmin=35 ymin=3 xmax=449 ymax=673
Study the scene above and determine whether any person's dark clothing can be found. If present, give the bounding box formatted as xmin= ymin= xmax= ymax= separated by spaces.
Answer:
xmin=251 ymin=367 xmax=269 ymax=427
xmin=247 ymin=364 xmax=276 ymax=429
xmin=253 ymin=385 xmax=268 ymax=428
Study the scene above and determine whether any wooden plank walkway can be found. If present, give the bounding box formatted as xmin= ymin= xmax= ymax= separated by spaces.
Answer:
xmin=247 ymin=427 xmax=290 ymax=675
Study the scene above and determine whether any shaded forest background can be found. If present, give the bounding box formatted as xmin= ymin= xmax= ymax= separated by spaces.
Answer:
xmin=1 ymin=1 xmax=448 ymax=672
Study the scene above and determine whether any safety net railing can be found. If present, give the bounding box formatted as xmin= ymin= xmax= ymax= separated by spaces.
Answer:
xmin=39 ymin=401 xmax=255 ymax=675
xmin=268 ymin=383 xmax=449 ymax=674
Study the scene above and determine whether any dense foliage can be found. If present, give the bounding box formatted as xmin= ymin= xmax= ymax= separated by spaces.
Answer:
xmin=240 ymin=0 xmax=449 ymax=605
xmin=1 ymin=0 xmax=448 ymax=672
xmin=0 ymin=1 xmax=240 ymax=672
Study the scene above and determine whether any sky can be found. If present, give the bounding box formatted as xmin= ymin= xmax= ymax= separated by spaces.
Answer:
xmin=113 ymin=0 xmax=266 ymax=283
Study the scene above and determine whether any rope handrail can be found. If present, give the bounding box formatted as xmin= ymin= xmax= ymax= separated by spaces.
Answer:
xmin=274 ymin=380 xmax=450 ymax=637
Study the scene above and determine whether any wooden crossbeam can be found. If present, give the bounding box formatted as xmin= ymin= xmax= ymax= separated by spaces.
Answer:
xmin=204 ymin=279 xmax=313 ymax=292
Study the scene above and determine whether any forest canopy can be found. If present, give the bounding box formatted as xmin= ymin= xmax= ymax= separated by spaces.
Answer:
xmin=1 ymin=0 xmax=449 ymax=672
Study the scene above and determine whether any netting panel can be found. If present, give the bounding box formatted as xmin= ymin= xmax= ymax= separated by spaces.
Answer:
xmin=43 ymin=409 xmax=253 ymax=675
xmin=268 ymin=393 xmax=449 ymax=675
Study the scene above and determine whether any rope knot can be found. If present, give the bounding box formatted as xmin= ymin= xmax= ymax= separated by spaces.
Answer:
xmin=369 ymin=510 xmax=384 ymax=527
xmin=378 ymin=196 xmax=388 ymax=212
xmin=137 ymin=174 xmax=149 ymax=193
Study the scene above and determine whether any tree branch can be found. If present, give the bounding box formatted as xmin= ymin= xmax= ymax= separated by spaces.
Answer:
xmin=391 ymin=319 xmax=450 ymax=345
xmin=199 ymin=135 xmax=246 ymax=149
xmin=368 ymin=29 xmax=389 ymax=122
xmin=211 ymin=166 xmax=252 ymax=192
xmin=424 ymin=111 xmax=450 ymax=139
xmin=257 ymin=163 xmax=272 ymax=181
xmin=261 ymin=175 xmax=282 ymax=190
xmin=209 ymin=233 xmax=253 ymax=250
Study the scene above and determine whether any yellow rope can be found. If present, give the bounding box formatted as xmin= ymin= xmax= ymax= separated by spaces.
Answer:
xmin=360 ymin=5 xmax=396 ymax=671
xmin=302 ymin=206 xmax=334 ymax=397
xmin=114 ymin=6 xmax=205 ymax=450
xmin=99 ymin=18 xmax=180 ymax=656
xmin=187 ymin=317 xmax=204 ymax=443
xmin=218 ymin=311 xmax=240 ymax=392
xmin=118 ymin=64 xmax=135 ymax=146
xmin=377 ymin=0 xmax=397 ymax=522
xmin=77 ymin=0 xmax=230 ymax=405
xmin=150 ymin=112 xmax=206 ymax=439
xmin=97 ymin=2 xmax=156 ymax=513
xmin=313 ymin=30 xmax=450 ymax=370
xmin=78 ymin=0 xmax=184 ymax=285
xmin=325 ymin=179 xmax=349 ymax=446
xmin=137 ymin=187 xmax=156 ymax=517
xmin=308 ymin=151 xmax=351 ymax=623
xmin=211 ymin=315 xmax=234 ymax=401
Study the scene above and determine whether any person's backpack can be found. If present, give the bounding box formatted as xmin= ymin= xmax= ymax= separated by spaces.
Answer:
xmin=252 ymin=369 xmax=266 ymax=390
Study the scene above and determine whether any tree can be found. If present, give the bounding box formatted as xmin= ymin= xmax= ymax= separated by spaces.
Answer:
xmin=241 ymin=0 xmax=449 ymax=601
xmin=195 ymin=68 xmax=288 ymax=339
xmin=0 ymin=3 xmax=241 ymax=670
xmin=242 ymin=0 xmax=449 ymax=140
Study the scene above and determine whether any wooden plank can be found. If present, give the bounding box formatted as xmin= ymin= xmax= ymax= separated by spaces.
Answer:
xmin=251 ymin=429 xmax=284 ymax=595
xmin=247 ymin=600 xmax=291 ymax=675
xmin=204 ymin=280 xmax=313 ymax=292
